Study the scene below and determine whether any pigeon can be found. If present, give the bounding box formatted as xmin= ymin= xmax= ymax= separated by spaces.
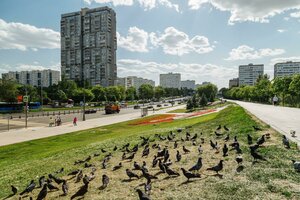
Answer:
xmin=122 ymin=152 xmax=126 ymax=160
xmin=189 ymin=157 xmax=202 ymax=172
xmin=84 ymin=155 xmax=91 ymax=162
xmin=253 ymin=125 xmax=262 ymax=131
xmin=174 ymin=141 xmax=178 ymax=149
xmin=132 ymin=144 xmax=139 ymax=152
xmin=224 ymin=134 xmax=230 ymax=142
xmin=11 ymin=185 xmax=18 ymax=195
xmin=191 ymin=133 xmax=198 ymax=141
xmin=48 ymin=174 xmax=64 ymax=185
xmin=224 ymin=125 xmax=230 ymax=131
xmin=38 ymin=176 xmax=45 ymax=188
xmin=250 ymin=148 xmax=267 ymax=161
xmin=126 ymin=153 xmax=135 ymax=161
xmin=62 ymin=180 xmax=68 ymax=196
xmin=76 ymin=170 xmax=83 ymax=183
xmin=136 ymin=188 xmax=151 ymax=200
xmin=282 ymin=135 xmax=290 ymax=149
xmin=247 ymin=134 xmax=253 ymax=145
xmin=113 ymin=146 xmax=118 ymax=151
xmin=222 ymin=144 xmax=228 ymax=157
xmin=55 ymin=167 xmax=64 ymax=174
xmin=216 ymin=125 xmax=221 ymax=130
xmin=233 ymin=142 xmax=243 ymax=154
xmin=47 ymin=179 xmax=59 ymax=191
xmin=210 ymin=140 xmax=217 ymax=149
xmin=101 ymin=174 xmax=109 ymax=189
xmin=20 ymin=180 xmax=35 ymax=195
xmin=133 ymin=161 xmax=142 ymax=170
xmin=67 ymin=169 xmax=80 ymax=176
xmin=164 ymin=165 xmax=180 ymax=177
xmin=71 ymin=183 xmax=88 ymax=200
xmin=291 ymin=160 xmax=300 ymax=172
xmin=94 ymin=153 xmax=100 ymax=157
xmin=158 ymin=159 xmax=166 ymax=173
xmin=142 ymin=161 xmax=148 ymax=173
xmin=142 ymin=146 xmax=150 ymax=157
xmin=198 ymin=145 xmax=203 ymax=154
xmin=36 ymin=183 xmax=48 ymax=200
xmin=181 ymin=168 xmax=201 ymax=181
xmin=215 ymin=131 xmax=223 ymax=137
xmin=101 ymin=148 xmax=107 ymax=153
xmin=152 ymin=156 xmax=158 ymax=168
xmin=207 ymin=160 xmax=224 ymax=174
xmin=183 ymin=146 xmax=190 ymax=154
xmin=176 ymin=150 xmax=182 ymax=162
xmin=113 ymin=162 xmax=123 ymax=171
xmin=141 ymin=168 xmax=158 ymax=180
xmin=256 ymin=135 xmax=265 ymax=146
xmin=200 ymin=138 xmax=205 ymax=144
xmin=144 ymin=178 xmax=152 ymax=195
xmin=83 ymin=175 xmax=90 ymax=186
xmin=126 ymin=169 xmax=139 ymax=180
xmin=236 ymin=155 xmax=243 ymax=165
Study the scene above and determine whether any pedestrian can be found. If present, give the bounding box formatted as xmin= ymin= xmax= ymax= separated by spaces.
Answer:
xmin=273 ymin=95 xmax=279 ymax=106
xmin=57 ymin=116 xmax=62 ymax=126
xmin=49 ymin=117 xmax=54 ymax=127
xmin=73 ymin=117 xmax=77 ymax=126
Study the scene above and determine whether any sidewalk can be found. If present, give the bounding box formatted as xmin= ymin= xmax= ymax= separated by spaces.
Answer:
xmin=0 ymin=105 xmax=186 ymax=147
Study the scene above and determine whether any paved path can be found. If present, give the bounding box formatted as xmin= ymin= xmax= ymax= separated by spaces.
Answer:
xmin=0 ymin=105 xmax=186 ymax=147
xmin=231 ymin=100 xmax=300 ymax=145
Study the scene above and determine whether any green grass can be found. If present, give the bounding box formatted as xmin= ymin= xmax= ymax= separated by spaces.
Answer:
xmin=167 ymin=101 xmax=231 ymax=113
xmin=0 ymin=105 xmax=299 ymax=199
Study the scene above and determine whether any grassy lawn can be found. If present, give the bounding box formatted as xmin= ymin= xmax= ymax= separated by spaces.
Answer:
xmin=168 ymin=101 xmax=231 ymax=113
xmin=0 ymin=105 xmax=299 ymax=199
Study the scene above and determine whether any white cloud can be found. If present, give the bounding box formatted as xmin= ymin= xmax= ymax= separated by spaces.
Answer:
xmin=150 ymin=27 xmax=214 ymax=56
xmin=277 ymin=29 xmax=287 ymax=33
xmin=117 ymin=59 xmax=236 ymax=88
xmin=270 ymin=56 xmax=300 ymax=65
xmin=188 ymin=0 xmax=300 ymax=24
xmin=290 ymin=11 xmax=300 ymax=18
xmin=0 ymin=19 xmax=60 ymax=51
xmin=85 ymin=0 xmax=179 ymax=12
xmin=117 ymin=27 xmax=149 ymax=52
xmin=226 ymin=45 xmax=285 ymax=61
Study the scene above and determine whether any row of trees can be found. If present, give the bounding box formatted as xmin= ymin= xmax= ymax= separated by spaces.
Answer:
xmin=0 ymin=78 xmax=194 ymax=105
xmin=222 ymin=74 xmax=300 ymax=107
xmin=186 ymin=83 xmax=218 ymax=110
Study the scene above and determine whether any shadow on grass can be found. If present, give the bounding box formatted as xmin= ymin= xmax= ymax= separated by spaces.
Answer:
xmin=3 ymin=194 xmax=14 ymax=200
xmin=121 ymin=179 xmax=138 ymax=183
xmin=236 ymin=165 xmax=244 ymax=172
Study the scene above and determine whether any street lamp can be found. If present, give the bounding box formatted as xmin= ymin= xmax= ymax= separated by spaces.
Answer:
xmin=83 ymin=78 xmax=86 ymax=121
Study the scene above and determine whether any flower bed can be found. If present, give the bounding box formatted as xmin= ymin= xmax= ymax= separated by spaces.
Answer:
xmin=129 ymin=114 xmax=177 ymax=125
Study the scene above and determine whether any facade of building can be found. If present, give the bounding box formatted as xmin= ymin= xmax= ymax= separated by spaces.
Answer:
xmin=117 ymin=76 xmax=155 ymax=89
xmin=239 ymin=64 xmax=264 ymax=86
xmin=159 ymin=73 xmax=181 ymax=89
xmin=229 ymin=78 xmax=239 ymax=88
xmin=2 ymin=69 xmax=60 ymax=87
xmin=181 ymin=80 xmax=195 ymax=90
xmin=61 ymin=7 xmax=117 ymax=87
xmin=274 ymin=61 xmax=300 ymax=78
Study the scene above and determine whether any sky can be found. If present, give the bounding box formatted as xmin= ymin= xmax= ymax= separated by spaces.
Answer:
xmin=1 ymin=0 xmax=300 ymax=88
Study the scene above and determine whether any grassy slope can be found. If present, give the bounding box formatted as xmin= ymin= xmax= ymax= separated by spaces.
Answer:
xmin=0 ymin=105 xmax=299 ymax=199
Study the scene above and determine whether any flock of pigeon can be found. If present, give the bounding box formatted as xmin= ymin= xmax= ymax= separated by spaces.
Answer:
xmin=8 ymin=124 xmax=300 ymax=200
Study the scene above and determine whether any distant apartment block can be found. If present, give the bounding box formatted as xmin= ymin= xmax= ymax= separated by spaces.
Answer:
xmin=160 ymin=73 xmax=181 ymax=89
xmin=117 ymin=76 xmax=155 ymax=89
xmin=274 ymin=61 xmax=300 ymax=78
xmin=239 ymin=64 xmax=264 ymax=86
xmin=229 ymin=78 xmax=239 ymax=88
xmin=2 ymin=69 xmax=60 ymax=87
xmin=61 ymin=7 xmax=117 ymax=87
xmin=181 ymin=80 xmax=195 ymax=90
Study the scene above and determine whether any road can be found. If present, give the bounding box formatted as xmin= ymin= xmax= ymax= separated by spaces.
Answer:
xmin=0 ymin=104 xmax=186 ymax=147
xmin=232 ymin=100 xmax=300 ymax=145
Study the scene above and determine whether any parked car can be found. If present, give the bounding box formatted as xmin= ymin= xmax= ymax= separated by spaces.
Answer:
xmin=147 ymin=105 xmax=153 ymax=109
xmin=157 ymin=104 xmax=162 ymax=107
xmin=134 ymin=105 xmax=140 ymax=109
xmin=84 ymin=109 xmax=97 ymax=114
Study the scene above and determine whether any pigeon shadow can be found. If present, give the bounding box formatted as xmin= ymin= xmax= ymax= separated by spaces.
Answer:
xmin=3 ymin=194 xmax=14 ymax=200
xmin=236 ymin=165 xmax=244 ymax=172
xmin=211 ymin=174 xmax=223 ymax=179
xmin=99 ymin=185 xmax=107 ymax=190
xmin=121 ymin=179 xmax=136 ymax=183
xmin=179 ymin=180 xmax=198 ymax=186
xmin=163 ymin=175 xmax=179 ymax=180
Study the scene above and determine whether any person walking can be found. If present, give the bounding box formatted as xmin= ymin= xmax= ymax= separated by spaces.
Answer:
xmin=73 ymin=117 xmax=77 ymax=126
xmin=273 ymin=95 xmax=279 ymax=106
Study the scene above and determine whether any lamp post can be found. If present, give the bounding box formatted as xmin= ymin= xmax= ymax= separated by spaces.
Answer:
xmin=83 ymin=79 xmax=86 ymax=121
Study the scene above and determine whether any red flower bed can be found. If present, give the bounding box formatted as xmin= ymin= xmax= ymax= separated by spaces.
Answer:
xmin=187 ymin=109 xmax=216 ymax=118
xmin=129 ymin=114 xmax=177 ymax=125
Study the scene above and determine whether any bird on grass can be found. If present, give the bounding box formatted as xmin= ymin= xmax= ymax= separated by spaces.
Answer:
xmin=224 ymin=134 xmax=230 ymax=142
xmin=71 ymin=183 xmax=88 ymax=200
xmin=174 ymin=141 xmax=178 ymax=149
xmin=210 ymin=140 xmax=217 ymax=150
xmin=207 ymin=160 xmax=224 ymax=174
xmin=216 ymin=125 xmax=221 ymax=130
xmin=247 ymin=134 xmax=253 ymax=145
xmin=67 ymin=169 xmax=80 ymax=176
xmin=54 ymin=167 xmax=64 ymax=174
xmin=164 ymin=165 xmax=180 ymax=177
xmin=191 ymin=133 xmax=198 ymax=141
xmin=101 ymin=174 xmax=109 ymax=189
xmin=282 ymin=135 xmax=290 ymax=149
xmin=250 ymin=148 xmax=267 ymax=161
xmin=20 ymin=180 xmax=35 ymax=195
xmin=236 ymin=155 xmax=243 ymax=165
xmin=47 ymin=179 xmax=59 ymax=191
xmin=113 ymin=162 xmax=123 ymax=171
xmin=189 ymin=157 xmax=202 ymax=172
xmin=142 ymin=146 xmax=150 ymax=157
xmin=141 ymin=168 xmax=158 ymax=180
xmin=11 ymin=185 xmax=18 ymax=195
xmin=84 ymin=155 xmax=91 ymax=162
xmin=136 ymin=188 xmax=151 ymax=200
xmin=126 ymin=169 xmax=139 ymax=180
xmin=253 ymin=126 xmax=262 ymax=131
xmin=49 ymin=174 xmax=64 ymax=185
xmin=176 ymin=150 xmax=182 ymax=162
xmin=215 ymin=131 xmax=223 ymax=137
xmin=224 ymin=125 xmax=230 ymax=131
xmin=62 ymin=180 xmax=68 ymax=196
xmin=36 ymin=183 xmax=47 ymax=200
xmin=75 ymin=170 xmax=83 ymax=183
xmin=144 ymin=178 xmax=152 ymax=195
xmin=222 ymin=144 xmax=228 ymax=157
xmin=113 ymin=145 xmax=118 ymax=151
xmin=198 ymin=145 xmax=203 ymax=154
xmin=183 ymin=146 xmax=190 ymax=154
xmin=256 ymin=135 xmax=266 ymax=146
xmin=158 ymin=159 xmax=166 ymax=173
xmin=101 ymin=148 xmax=107 ymax=153
xmin=152 ymin=156 xmax=158 ymax=168
xmin=133 ymin=161 xmax=142 ymax=170
xmin=291 ymin=160 xmax=300 ymax=172
xmin=142 ymin=161 xmax=148 ymax=173
xmin=126 ymin=153 xmax=135 ymax=161
xmin=181 ymin=168 xmax=201 ymax=181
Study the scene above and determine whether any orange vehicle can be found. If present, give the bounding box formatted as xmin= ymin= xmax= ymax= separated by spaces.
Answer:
xmin=105 ymin=103 xmax=120 ymax=114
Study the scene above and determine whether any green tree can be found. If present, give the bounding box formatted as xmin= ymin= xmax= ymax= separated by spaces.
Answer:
xmin=199 ymin=93 xmax=208 ymax=107
xmin=91 ymin=85 xmax=106 ymax=102
xmin=138 ymin=84 xmax=154 ymax=100
xmin=186 ymin=99 xmax=193 ymax=110
xmin=289 ymin=74 xmax=300 ymax=106
xmin=72 ymin=88 xmax=94 ymax=103
xmin=154 ymin=86 xmax=165 ymax=100
xmin=18 ymin=85 xmax=39 ymax=102
xmin=105 ymin=86 xmax=121 ymax=102
xmin=0 ymin=79 xmax=18 ymax=102
xmin=58 ymin=79 xmax=77 ymax=98
xmin=125 ymin=86 xmax=137 ymax=101
xmin=196 ymin=83 xmax=218 ymax=102
xmin=57 ymin=90 xmax=68 ymax=102
xmin=117 ymin=86 xmax=126 ymax=101
xmin=255 ymin=74 xmax=273 ymax=103
xmin=273 ymin=76 xmax=292 ymax=106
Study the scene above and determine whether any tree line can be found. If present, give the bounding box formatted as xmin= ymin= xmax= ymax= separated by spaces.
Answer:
xmin=221 ymin=74 xmax=300 ymax=107
xmin=0 ymin=78 xmax=194 ymax=105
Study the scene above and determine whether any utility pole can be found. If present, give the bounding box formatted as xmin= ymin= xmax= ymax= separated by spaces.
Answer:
xmin=40 ymin=81 xmax=43 ymax=112
xmin=24 ymin=88 xmax=28 ymax=128
xmin=7 ymin=114 xmax=10 ymax=131
xmin=83 ymin=79 xmax=86 ymax=121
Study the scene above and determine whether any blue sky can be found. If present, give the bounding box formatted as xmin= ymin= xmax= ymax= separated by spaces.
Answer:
xmin=1 ymin=0 xmax=300 ymax=88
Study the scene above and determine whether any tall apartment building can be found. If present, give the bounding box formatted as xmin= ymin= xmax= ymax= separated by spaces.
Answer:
xmin=274 ymin=61 xmax=300 ymax=78
xmin=229 ymin=78 xmax=239 ymax=88
xmin=61 ymin=7 xmax=117 ymax=87
xmin=2 ymin=69 xmax=60 ymax=87
xmin=239 ymin=64 xmax=264 ymax=86
xmin=117 ymin=76 xmax=155 ymax=89
xmin=181 ymin=80 xmax=195 ymax=90
xmin=160 ymin=73 xmax=181 ymax=89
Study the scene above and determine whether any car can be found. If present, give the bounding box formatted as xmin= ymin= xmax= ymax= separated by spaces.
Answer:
xmin=157 ymin=104 xmax=162 ymax=107
xmin=134 ymin=105 xmax=140 ymax=109
xmin=164 ymin=103 xmax=169 ymax=106
xmin=147 ymin=105 xmax=153 ymax=109
xmin=84 ymin=109 xmax=97 ymax=114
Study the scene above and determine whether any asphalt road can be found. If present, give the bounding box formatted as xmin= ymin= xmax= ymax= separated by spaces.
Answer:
xmin=231 ymin=100 xmax=300 ymax=146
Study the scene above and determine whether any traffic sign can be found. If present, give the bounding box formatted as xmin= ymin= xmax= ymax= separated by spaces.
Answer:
xmin=23 ymin=96 xmax=29 ymax=103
